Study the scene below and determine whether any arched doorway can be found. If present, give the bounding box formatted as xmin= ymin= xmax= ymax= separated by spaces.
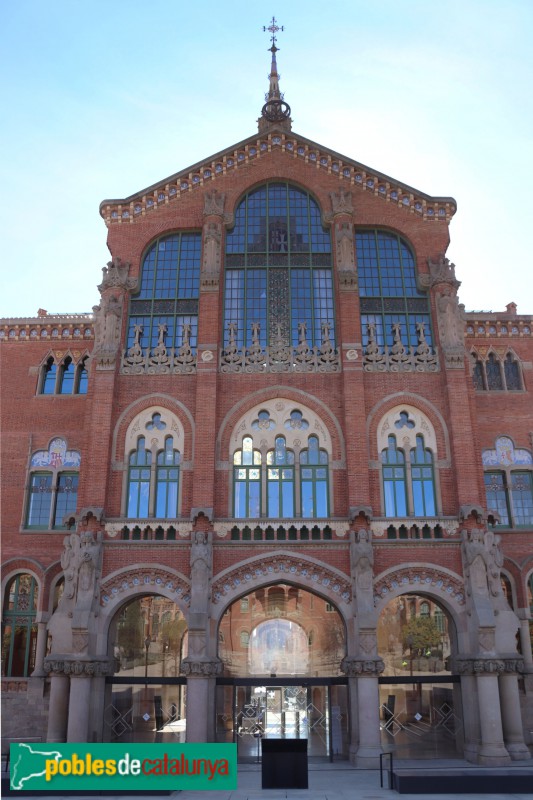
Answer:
xmin=378 ymin=593 xmax=462 ymax=758
xmin=104 ymin=595 xmax=188 ymax=743
xmin=215 ymin=583 xmax=349 ymax=762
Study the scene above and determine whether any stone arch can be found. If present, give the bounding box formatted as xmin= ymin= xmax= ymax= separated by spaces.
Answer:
xmin=367 ymin=392 xmax=451 ymax=463
xmin=373 ymin=564 xmax=467 ymax=646
xmin=2 ymin=561 xmax=44 ymax=609
xmin=217 ymin=387 xmax=345 ymax=465
xmin=210 ymin=550 xmax=352 ymax=626
xmin=99 ymin=564 xmax=190 ymax=626
xmin=111 ymin=393 xmax=195 ymax=463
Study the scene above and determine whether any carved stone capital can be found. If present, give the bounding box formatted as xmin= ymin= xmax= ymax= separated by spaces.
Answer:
xmin=340 ymin=656 xmax=385 ymax=677
xmin=203 ymin=190 xmax=226 ymax=217
xmin=451 ymin=657 xmax=507 ymax=675
xmin=417 ymin=254 xmax=461 ymax=291
xmin=181 ymin=658 xmax=223 ymax=677
xmin=329 ymin=190 xmax=353 ymax=217
xmin=98 ymin=257 xmax=137 ymax=293
xmin=44 ymin=657 xmax=116 ymax=677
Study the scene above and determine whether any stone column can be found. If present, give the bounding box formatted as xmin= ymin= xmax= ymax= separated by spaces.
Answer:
xmin=475 ymin=666 xmax=511 ymax=765
xmin=518 ymin=617 xmax=533 ymax=667
xmin=499 ymin=666 xmax=531 ymax=760
xmin=67 ymin=674 xmax=92 ymax=742
xmin=341 ymin=656 xmax=384 ymax=766
xmin=31 ymin=620 xmax=48 ymax=677
xmin=181 ymin=659 xmax=222 ymax=742
xmin=46 ymin=674 xmax=70 ymax=742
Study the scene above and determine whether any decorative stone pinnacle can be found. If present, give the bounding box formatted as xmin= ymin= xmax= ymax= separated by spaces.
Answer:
xmin=259 ymin=17 xmax=291 ymax=132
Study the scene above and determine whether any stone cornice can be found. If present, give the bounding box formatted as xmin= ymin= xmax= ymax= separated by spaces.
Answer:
xmin=0 ymin=317 xmax=94 ymax=343
xmin=99 ymin=129 xmax=456 ymax=226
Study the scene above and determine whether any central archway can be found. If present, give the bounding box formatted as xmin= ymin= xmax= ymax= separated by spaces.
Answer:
xmin=215 ymin=583 xmax=348 ymax=762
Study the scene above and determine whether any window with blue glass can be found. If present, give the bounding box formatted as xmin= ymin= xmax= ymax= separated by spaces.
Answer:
xmin=224 ymin=183 xmax=334 ymax=348
xmin=127 ymin=437 xmax=152 ymax=518
xmin=410 ymin=435 xmax=436 ymax=516
xmin=26 ymin=439 xmax=81 ymax=529
xmin=39 ymin=355 xmax=89 ymax=395
xmin=267 ymin=437 xmax=295 ymax=518
xmin=357 ymin=230 xmax=432 ymax=350
xmin=381 ymin=435 xmax=407 ymax=516
xmin=155 ymin=437 xmax=180 ymax=518
xmin=485 ymin=472 xmax=533 ymax=527
xmin=300 ymin=436 xmax=329 ymax=518
xmin=233 ymin=437 xmax=262 ymax=518
xmin=127 ymin=232 xmax=201 ymax=354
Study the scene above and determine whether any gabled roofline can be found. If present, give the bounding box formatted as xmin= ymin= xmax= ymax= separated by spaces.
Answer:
xmin=99 ymin=127 xmax=456 ymax=224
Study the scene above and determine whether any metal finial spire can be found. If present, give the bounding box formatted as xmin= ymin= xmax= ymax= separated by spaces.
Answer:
xmin=263 ymin=16 xmax=284 ymax=49
xmin=259 ymin=16 xmax=291 ymax=130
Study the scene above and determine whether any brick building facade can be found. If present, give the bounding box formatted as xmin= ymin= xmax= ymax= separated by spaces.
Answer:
xmin=2 ymin=35 xmax=532 ymax=765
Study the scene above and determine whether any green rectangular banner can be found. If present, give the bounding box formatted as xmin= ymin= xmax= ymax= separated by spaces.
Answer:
xmin=10 ymin=742 xmax=237 ymax=791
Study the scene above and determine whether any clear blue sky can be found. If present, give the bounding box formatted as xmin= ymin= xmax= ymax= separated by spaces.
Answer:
xmin=2 ymin=0 xmax=532 ymax=318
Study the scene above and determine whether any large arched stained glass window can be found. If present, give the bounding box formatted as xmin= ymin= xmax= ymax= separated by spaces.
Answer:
xmin=126 ymin=232 xmax=201 ymax=354
xmin=357 ymin=231 xmax=432 ymax=350
xmin=2 ymin=574 xmax=38 ymax=676
xmin=224 ymin=183 xmax=334 ymax=348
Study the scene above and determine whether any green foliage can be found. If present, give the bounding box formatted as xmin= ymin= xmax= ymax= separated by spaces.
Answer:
xmin=402 ymin=616 xmax=442 ymax=656
xmin=160 ymin=617 xmax=187 ymax=652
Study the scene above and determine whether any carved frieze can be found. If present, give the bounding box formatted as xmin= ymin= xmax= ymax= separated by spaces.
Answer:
xmin=43 ymin=658 xmax=115 ymax=677
xmin=363 ymin=320 xmax=438 ymax=372
xmin=340 ymin=656 xmax=385 ymax=676
xmin=180 ymin=658 xmax=223 ymax=677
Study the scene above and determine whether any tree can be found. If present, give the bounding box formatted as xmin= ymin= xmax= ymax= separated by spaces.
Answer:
xmin=117 ymin=601 xmax=144 ymax=659
xmin=401 ymin=616 xmax=442 ymax=657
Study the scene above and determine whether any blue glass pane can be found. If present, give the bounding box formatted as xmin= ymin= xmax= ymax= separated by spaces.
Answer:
xmin=268 ymin=483 xmax=280 ymax=517
xmin=383 ymin=481 xmax=396 ymax=517
xmin=412 ymin=481 xmax=424 ymax=516
xmin=248 ymin=482 xmax=260 ymax=517
xmin=54 ymin=474 xmax=78 ymax=525
xmin=27 ymin=475 xmax=53 ymax=526
xmin=282 ymin=482 xmax=294 ymax=517
xmin=315 ymin=481 xmax=328 ymax=517
xmin=77 ymin=364 xmax=88 ymax=395
xmin=42 ymin=363 xmax=57 ymax=394
xmin=394 ymin=483 xmax=407 ymax=516
xmin=301 ymin=482 xmax=314 ymax=517
xmin=59 ymin=361 xmax=75 ymax=394
xmin=234 ymin=482 xmax=247 ymax=518
xmin=423 ymin=482 xmax=436 ymax=515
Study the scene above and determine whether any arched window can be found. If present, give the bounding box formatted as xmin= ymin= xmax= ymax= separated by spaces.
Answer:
xmin=357 ymin=230 xmax=433 ymax=352
xmin=240 ymin=631 xmax=250 ymax=647
xmin=504 ymin=352 xmax=522 ymax=390
xmin=486 ymin=353 xmax=503 ymax=390
xmin=2 ymin=574 xmax=38 ymax=676
xmin=482 ymin=437 xmax=533 ymax=527
xmin=126 ymin=232 xmax=201 ymax=356
xmin=155 ymin=437 xmax=180 ymax=518
xmin=41 ymin=357 xmax=57 ymax=394
xmin=233 ymin=436 xmax=262 ymax=517
xmin=127 ymin=437 xmax=152 ymax=518
xmin=300 ymin=436 xmax=329 ymax=517
xmin=224 ymin=183 xmax=334 ymax=348
xmin=76 ymin=357 xmax=89 ymax=395
xmin=472 ymin=355 xmax=485 ymax=390
xmin=267 ymin=437 xmax=295 ymax=518
xmin=381 ymin=435 xmax=407 ymax=516
xmin=26 ymin=439 xmax=80 ymax=529
xmin=58 ymin=357 xmax=75 ymax=394
xmin=410 ymin=435 xmax=436 ymax=516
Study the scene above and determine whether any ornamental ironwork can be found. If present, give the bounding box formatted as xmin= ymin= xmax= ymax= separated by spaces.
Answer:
xmin=121 ymin=323 xmax=196 ymax=374
xmin=363 ymin=321 xmax=438 ymax=372
xmin=220 ymin=320 xmax=340 ymax=373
